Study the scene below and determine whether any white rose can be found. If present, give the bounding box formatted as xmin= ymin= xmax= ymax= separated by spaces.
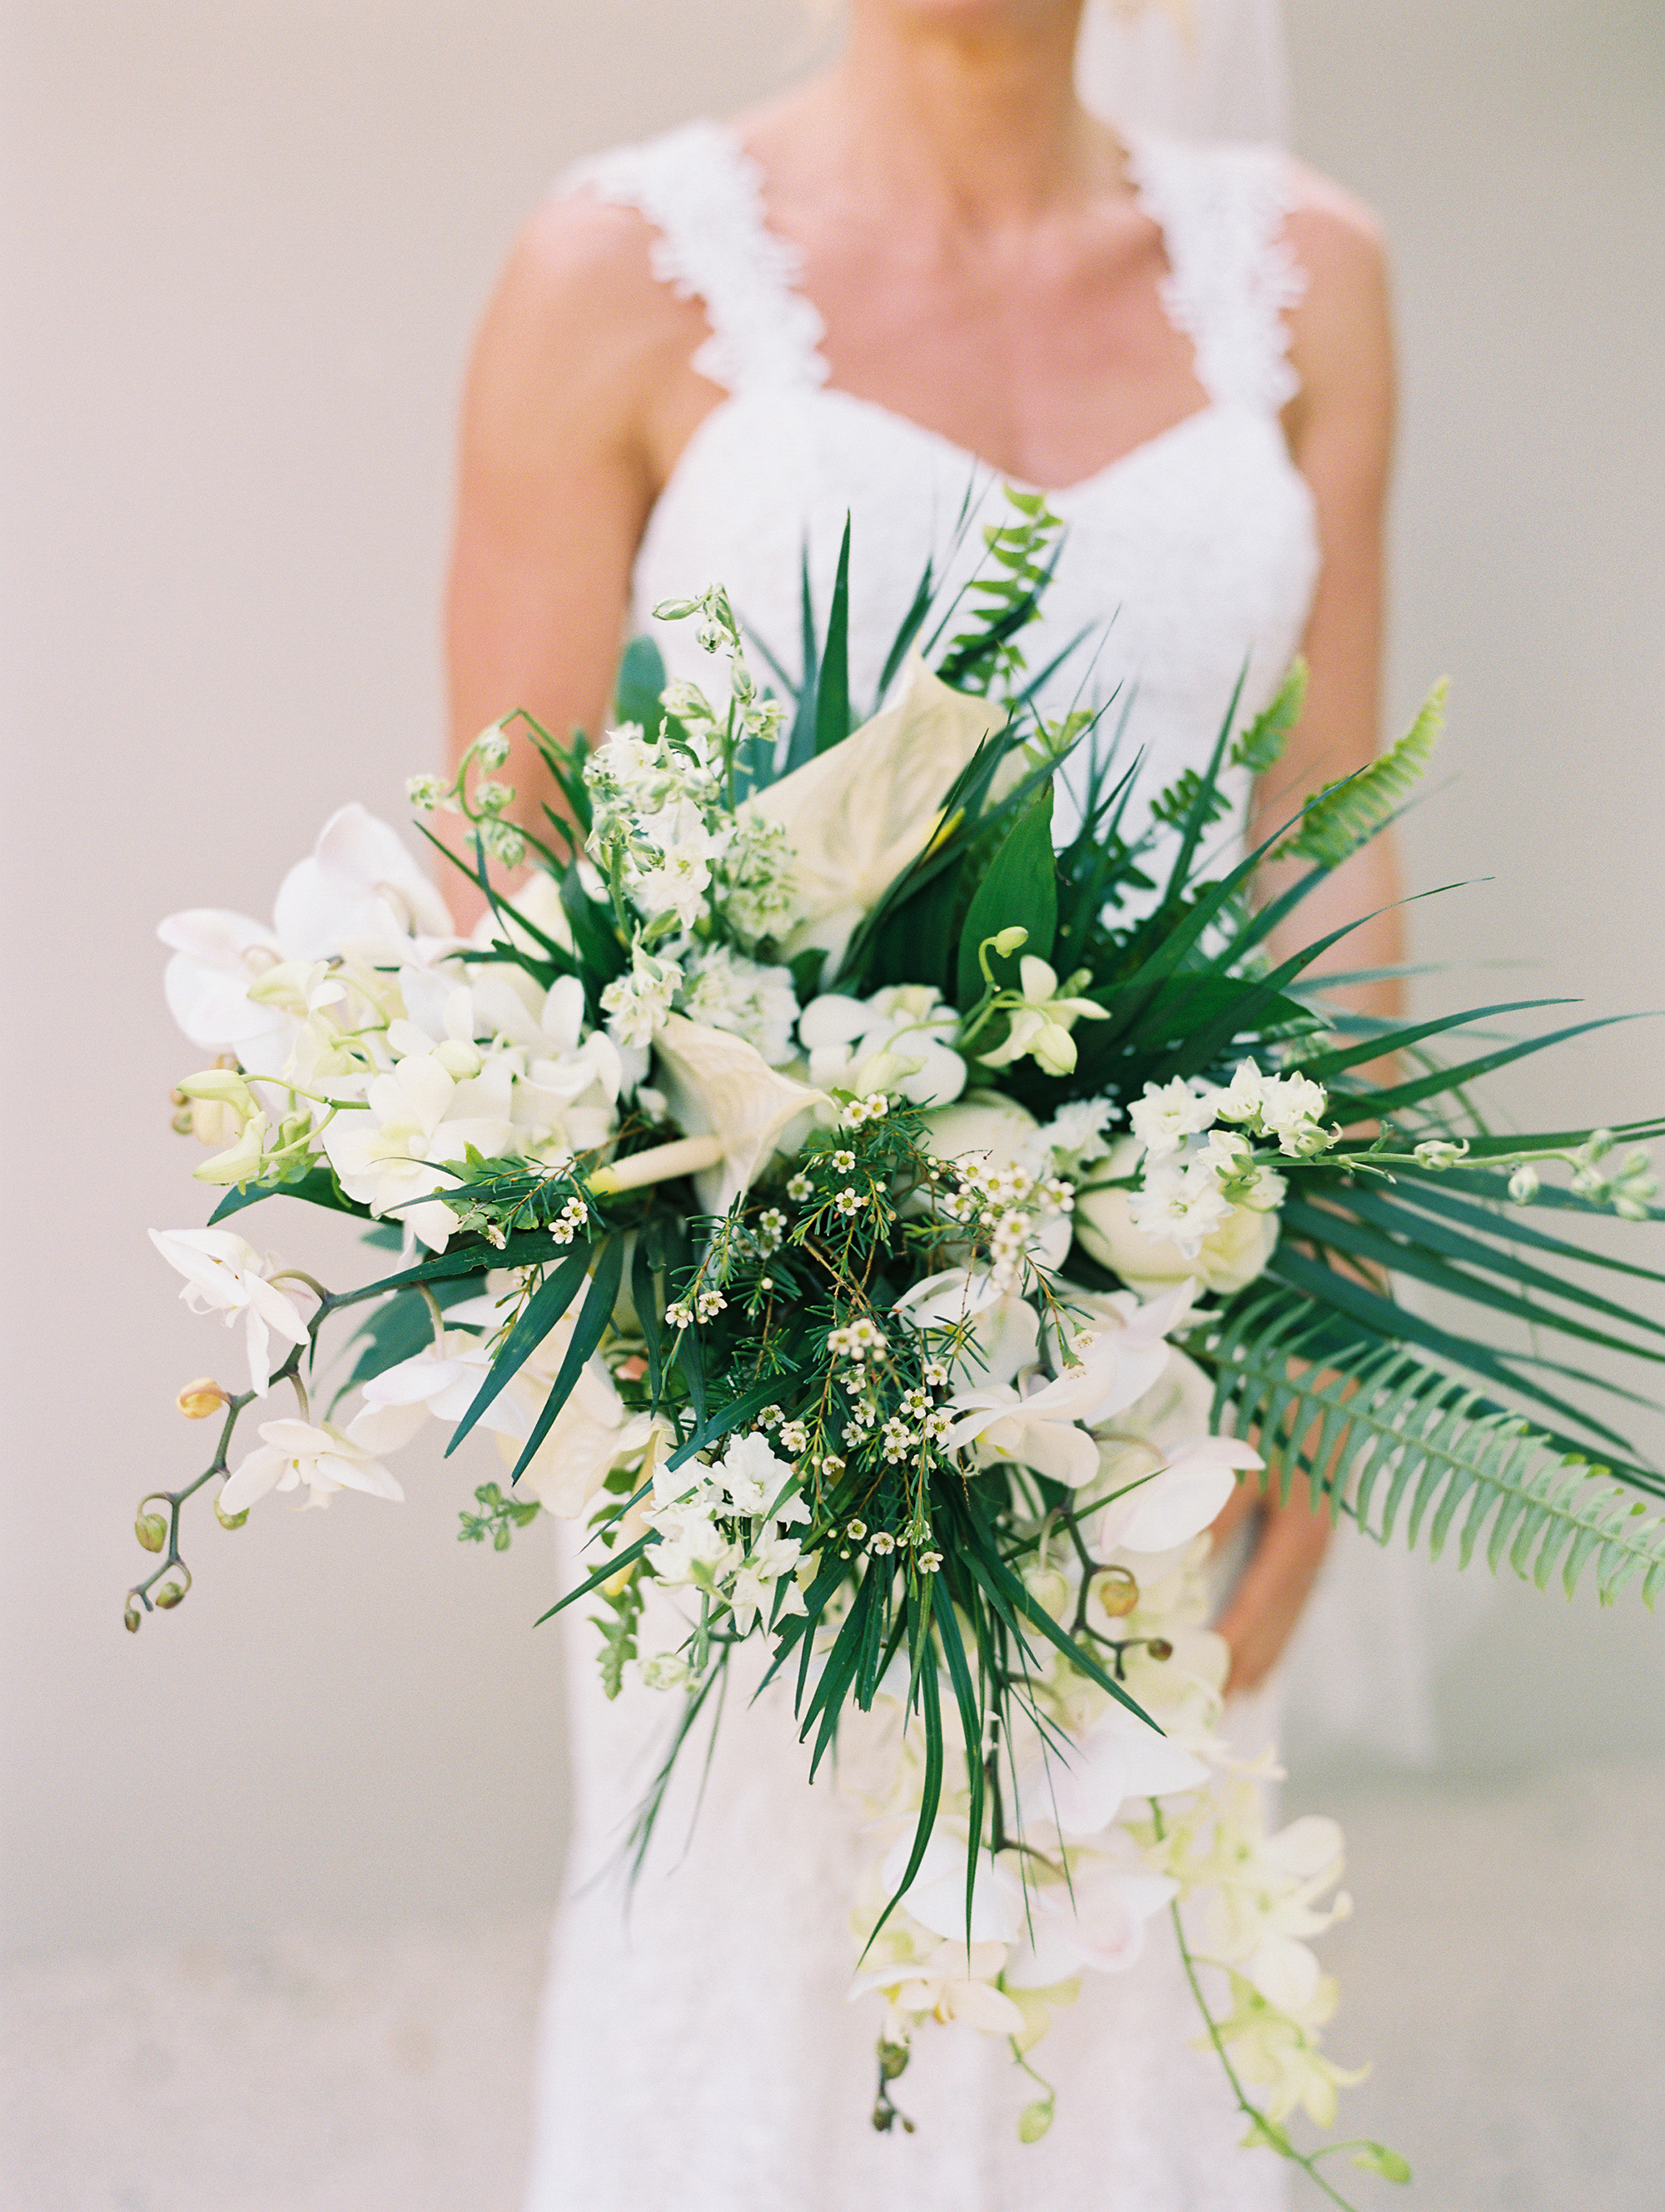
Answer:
xmin=920 ymin=1091 xmax=1040 ymax=1174
xmin=1076 ymin=1138 xmax=1280 ymax=1298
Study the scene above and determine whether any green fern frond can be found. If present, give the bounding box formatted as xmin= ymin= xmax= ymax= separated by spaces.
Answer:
xmin=1274 ymin=679 xmax=1446 ymax=868
xmin=1208 ymin=1293 xmax=1665 ymax=1608
xmin=1230 ymin=657 xmax=1307 ymax=777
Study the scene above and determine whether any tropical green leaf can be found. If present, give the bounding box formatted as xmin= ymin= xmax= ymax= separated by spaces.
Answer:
xmin=955 ymin=784 xmax=1057 ymax=1009
xmin=445 ymin=1242 xmax=593 ymax=1455
xmin=813 ymin=516 xmax=852 ymax=754
xmin=505 ymin=1237 xmax=625 ymax=1485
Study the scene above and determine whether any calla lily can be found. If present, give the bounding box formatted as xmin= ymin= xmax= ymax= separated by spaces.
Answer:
xmin=219 ymin=1416 xmax=403 ymax=1514
xmin=148 ymin=1226 xmax=314 ymax=1394
xmin=593 ymin=1015 xmax=826 ymax=1215
xmin=747 ymin=658 xmax=1007 ymax=975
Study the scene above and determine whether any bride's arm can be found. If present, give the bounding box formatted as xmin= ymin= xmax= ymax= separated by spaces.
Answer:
xmin=1215 ymin=176 xmax=1399 ymax=1693
xmin=444 ymin=194 xmax=705 ymax=922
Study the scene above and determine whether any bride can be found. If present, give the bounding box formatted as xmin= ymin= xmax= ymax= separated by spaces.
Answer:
xmin=446 ymin=2 xmax=1399 ymax=2203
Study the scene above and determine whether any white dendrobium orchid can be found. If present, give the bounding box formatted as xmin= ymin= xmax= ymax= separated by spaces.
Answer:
xmin=852 ymin=1938 xmax=1026 ymax=2037
xmin=219 ymin=1417 xmax=403 ymax=1514
xmin=943 ymin=1283 xmax=1196 ymax=1486
xmin=799 ymin=984 xmax=967 ymax=1108
xmin=880 ymin=1828 xmax=1026 ymax=1946
xmin=148 ymin=1227 xmax=315 ymax=1394
xmin=345 ymin=1330 xmax=530 ymax=1455
xmin=321 ymin=1050 xmax=515 ymax=1250
xmin=747 ymin=658 xmax=1006 ymax=974
xmin=1093 ymin=1434 xmax=1265 ymax=1554
xmin=1016 ymin=1706 xmax=1210 ymax=1840
xmin=976 ymin=956 xmax=1109 ymax=1079
xmin=892 ymin=1267 xmax=1041 ymax=1389
xmin=1002 ymin=1867 xmax=1180 ymax=1986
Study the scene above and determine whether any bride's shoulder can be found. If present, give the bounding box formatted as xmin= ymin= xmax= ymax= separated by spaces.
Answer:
xmin=1280 ymin=157 xmax=1389 ymax=294
xmin=1278 ymin=159 xmax=1393 ymax=417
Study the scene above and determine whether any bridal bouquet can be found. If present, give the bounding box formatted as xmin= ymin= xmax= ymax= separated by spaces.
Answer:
xmin=141 ymin=500 xmax=1664 ymax=2197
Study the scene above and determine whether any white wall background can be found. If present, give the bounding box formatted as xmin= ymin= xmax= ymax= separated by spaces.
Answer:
xmin=2 ymin=0 xmax=1661 ymax=1996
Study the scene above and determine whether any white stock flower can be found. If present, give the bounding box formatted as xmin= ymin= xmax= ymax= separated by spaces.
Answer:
xmin=219 ymin=1417 xmax=403 ymax=1514
xmin=746 ymin=658 xmax=1006 ymax=975
xmin=1077 ymin=1137 xmax=1280 ymax=1294
xmin=799 ymin=984 xmax=967 ymax=1107
xmin=321 ymin=1051 xmax=515 ymax=1250
xmin=600 ymin=943 xmax=684 ymax=1051
xmin=148 ymin=1227 xmax=314 ymax=1394
xmin=679 ymin=943 xmax=800 ymax=1066
xmin=345 ymin=1330 xmax=530 ymax=1454
xmin=1126 ymin=1156 xmax=1236 ymax=1260
xmin=717 ymin=1430 xmax=796 ymax=1514
xmin=1127 ymin=1076 xmax=1219 ymax=1161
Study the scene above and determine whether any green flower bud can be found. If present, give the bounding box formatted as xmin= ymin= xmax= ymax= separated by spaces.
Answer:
xmin=215 ymin=1495 xmax=249 ymax=1531
xmin=1019 ymin=2100 xmax=1055 ymax=2144
xmin=135 ymin=1512 xmax=168 ymax=1553
xmin=877 ymin=2039 xmax=910 ymax=2083
xmin=123 ymin=1602 xmax=142 ymax=1634
xmin=1093 ymin=1566 xmax=1140 ymax=1618
xmin=154 ymin=1581 xmax=186 ymax=1611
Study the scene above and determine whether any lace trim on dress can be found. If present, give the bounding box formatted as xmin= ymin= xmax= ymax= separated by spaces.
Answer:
xmin=559 ymin=119 xmax=830 ymax=398
xmin=1123 ymin=130 xmax=1307 ymax=414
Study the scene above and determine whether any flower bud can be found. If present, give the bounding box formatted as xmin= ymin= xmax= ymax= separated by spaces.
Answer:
xmin=1019 ymin=2101 xmax=1054 ymax=2144
xmin=215 ymin=1494 xmax=250 ymax=1531
xmin=176 ymin=1067 xmax=258 ymax=1121
xmin=154 ymin=1580 xmax=186 ymax=1610
xmin=405 ymin=772 xmax=448 ymax=810
xmin=877 ymin=2039 xmax=911 ymax=2083
xmin=176 ymin=1376 xmax=227 ymax=1419
xmin=473 ymin=721 xmax=511 ymax=769
xmin=435 ymin=1037 xmax=484 ymax=1081
xmin=992 ymin=926 xmax=1030 ymax=958
xmin=1146 ymin=1637 xmax=1174 ymax=1662
xmin=1508 ymin=1164 xmax=1540 ymax=1205
xmin=1092 ymin=1565 xmax=1140 ymax=1618
xmin=135 ymin=1511 xmax=168 ymax=1553
xmin=123 ymin=1601 xmax=142 ymax=1634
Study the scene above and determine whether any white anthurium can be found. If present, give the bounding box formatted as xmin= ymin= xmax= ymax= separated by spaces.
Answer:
xmin=976 ymin=956 xmax=1110 ymax=1079
xmin=798 ymin=984 xmax=967 ymax=1109
xmin=1001 ymin=1867 xmax=1180 ymax=1987
xmin=503 ymin=1309 xmax=662 ymax=1518
xmin=321 ymin=1049 xmax=516 ymax=1250
xmin=345 ymin=1330 xmax=531 ymax=1455
xmin=943 ymin=1281 xmax=1196 ymax=1485
xmin=851 ymin=1937 xmax=1026 ymax=2037
xmin=747 ymin=657 xmax=1007 ymax=974
xmin=1015 ymin=1705 xmax=1210 ymax=1841
xmin=1094 ymin=1434 xmax=1264 ymax=1554
xmin=597 ymin=1014 xmax=827 ymax=1215
xmin=148 ymin=1226 xmax=315 ymax=1394
xmin=891 ymin=1267 xmax=1041 ymax=1389
xmin=879 ymin=1827 xmax=1026 ymax=1946
xmin=219 ymin=1417 xmax=403 ymax=1514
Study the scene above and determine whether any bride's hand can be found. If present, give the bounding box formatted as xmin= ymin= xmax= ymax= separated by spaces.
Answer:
xmin=1208 ymin=1474 xmax=1333 ymax=1696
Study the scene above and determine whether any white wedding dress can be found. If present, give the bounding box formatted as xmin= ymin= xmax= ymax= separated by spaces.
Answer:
xmin=523 ymin=117 xmax=1324 ymax=2212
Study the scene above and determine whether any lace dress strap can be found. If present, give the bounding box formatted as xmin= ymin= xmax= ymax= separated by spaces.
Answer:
xmin=559 ymin=120 xmax=829 ymax=397
xmin=1123 ymin=131 xmax=1307 ymax=413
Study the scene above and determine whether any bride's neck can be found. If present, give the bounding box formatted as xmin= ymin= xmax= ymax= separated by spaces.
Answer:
xmin=806 ymin=3 xmax=1106 ymax=223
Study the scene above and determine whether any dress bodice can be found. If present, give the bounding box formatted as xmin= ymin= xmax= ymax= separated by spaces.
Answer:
xmin=559 ymin=119 xmax=1320 ymax=850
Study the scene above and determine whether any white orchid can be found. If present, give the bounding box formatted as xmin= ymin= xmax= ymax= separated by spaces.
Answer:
xmin=942 ymin=1283 xmax=1195 ymax=1486
xmin=501 ymin=1307 xmax=664 ymax=1519
xmin=892 ymin=1266 xmax=1041 ymax=1389
xmin=747 ymin=658 xmax=1006 ymax=974
xmin=880 ymin=1827 xmax=1026 ymax=1946
xmin=158 ymin=803 xmax=453 ymax=1071
xmin=218 ymin=1416 xmax=402 ymax=1514
xmin=321 ymin=1049 xmax=515 ymax=1250
xmin=345 ymin=1330 xmax=530 ymax=1455
xmin=975 ymin=956 xmax=1108 ymax=1079
xmin=1002 ymin=1865 xmax=1180 ymax=1986
xmin=799 ymin=983 xmax=967 ymax=1107
xmin=1015 ymin=1705 xmax=1209 ymax=1840
xmin=148 ymin=1226 xmax=315 ymax=1394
